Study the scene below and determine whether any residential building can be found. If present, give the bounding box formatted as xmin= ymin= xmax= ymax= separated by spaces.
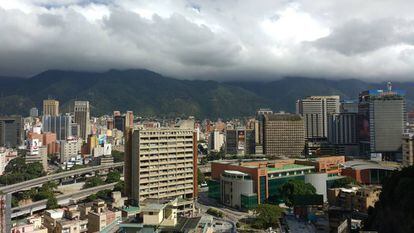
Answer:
xmin=74 ymin=101 xmax=90 ymax=140
xmin=208 ymin=129 xmax=224 ymax=152
xmin=358 ymin=83 xmax=406 ymax=160
xmin=402 ymin=132 xmax=414 ymax=167
xmin=43 ymin=99 xmax=59 ymax=116
xmin=59 ymin=138 xmax=82 ymax=163
xmin=263 ymin=113 xmax=305 ymax=158
xmin=0 ymin=116 xmax=23 ymax=148
xmin=125 ymin=128 xmax=197 ymax=213
xmin=327 ymin=185 xmax=381 ymax=213
xmin=125 ymin=111 xmax=134 ymax=128
xmin=87 ymin=200 xmax=121 ymax=233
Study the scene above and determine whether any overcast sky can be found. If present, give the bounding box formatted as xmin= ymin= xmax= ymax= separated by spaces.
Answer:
xmin=1 ymin=0 xmax=414 ymax=81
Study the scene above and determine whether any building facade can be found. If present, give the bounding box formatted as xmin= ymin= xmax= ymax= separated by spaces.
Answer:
xmin=43 ymin=99 xmax=59 ymax=116
xmin=402 ymin=132 xmax=414 ymax=167
xmin=225 ymin=128 xmax=255 ymax=155
xmin=263 ymin=114 xmax=305 ymax=158
xmin=126 ymin=128 xmax=197 ymax=213
xmin=74 ymin=101 xmax=90 ymax=140
xmin=358 ymin=84 xmax=406 ymax=160
xmin=0 ymin=116 xmax=23 ymax=148
xmin=42 ymin=115 xmax=72 ymax=140
xmin=296 ymin=96 xmax=340 ymax=139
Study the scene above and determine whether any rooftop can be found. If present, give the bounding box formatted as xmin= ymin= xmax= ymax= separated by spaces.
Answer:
xmin=344 ymin=160 xmax=400 ymax=171
xmin=267 ymin=164 xmax=314 ymax=173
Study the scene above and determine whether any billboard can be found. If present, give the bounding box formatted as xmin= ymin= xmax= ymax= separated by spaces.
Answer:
xmin=30 ymin=139 xmax=40 ymax=155
xmin=237 ymin=130 xmax=245 ymax=150
xmin=103 ymin=143 xmax=112 ymax=156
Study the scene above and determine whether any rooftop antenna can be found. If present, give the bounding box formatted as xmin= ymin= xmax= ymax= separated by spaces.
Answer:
xmin=387 ymin=81 xmax=392 ymax=92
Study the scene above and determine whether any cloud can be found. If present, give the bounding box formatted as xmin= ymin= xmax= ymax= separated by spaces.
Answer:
xmin=0 ymin=0 xmax=413 ymax=81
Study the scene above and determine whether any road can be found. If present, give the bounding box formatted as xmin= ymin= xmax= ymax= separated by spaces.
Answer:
xmin=0 ymin=162 xmax=123 ymax=194
xmin=11 ymin=182 xmax=117 ymax=218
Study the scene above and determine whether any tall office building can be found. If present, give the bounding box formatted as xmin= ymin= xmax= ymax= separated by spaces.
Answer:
xmin=74 ymin=101 xmax=90 ymax=140
xmin=114 ymin=115 xmax=126 ymax=132
xmin=125 ymin=128 xmax=197 ymax=213
xmin=263 ymin=113 xmax=305 ymax=158
xmin=255 ymin=109 xmax=273 ymax=154
xmin=296 ymin=96 xmax=340 ymax=139
xmin=358 ymin=83 xmax=406 ymax=160
xmin=42 ymin=115 xmax=72 ymax=140
xmin=43 ymin=99 xmax=59 ymax=116
xmin=328 ymin=113 xmax=357 ymax=145
xmin=225 ymin=128 xmax=255 ymax=155
xmin=0 ymin=116 xmax=23 ymax=148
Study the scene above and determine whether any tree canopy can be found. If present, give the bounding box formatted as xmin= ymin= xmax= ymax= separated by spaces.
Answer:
xmin=365 ymin=166 xmax=414 ymax=233
xmin=253 ymin=204 xmax=283 ymax=229
xmin=0 ymin=157 xmax=44 ymax=185
xmin=278 ymin=179 xmax=316 ymax=207
xmin=106 ymin=171 xmax=121 ymax=183
xmin=84 ymin=176 xmax=104 ymax=189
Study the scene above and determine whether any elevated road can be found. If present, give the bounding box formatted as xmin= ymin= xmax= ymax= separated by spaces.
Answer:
xmin=0 ymin=162 xmax=123 ymax=194
xmin=11 ymin=182 xmax=117 ymax=218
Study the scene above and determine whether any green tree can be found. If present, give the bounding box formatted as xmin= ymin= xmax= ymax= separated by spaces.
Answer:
xmin=365 ymin=166 xmax=414 ymax=233
xmin=46 ymin=196 xmax=59 ymax=209
xmin=112 ymin=151 xmax=124 ymax=163
xmin=70 ymin=164 xmax=86 ymax=170
xmin=84 ymin=176 xmax=104 ymax=189
xmin=331 ymin=176 xmax=358 ymax=188
xmin=197 ymin=168 xmax=205 ymax=185
xmin=97 ymin=189 xmax=112 ymax=200
xmin=85 ymin=194 xmax=97 ymax=202
xmin=278 ymin=179 xmax=316 ymax=207
xmin=106 ymin=171 xmax=121 ymax=183
xmin=114 ymin=181 xmax=125 ymax=193
xmin=253 ymin=204 xmax=283 ymax=229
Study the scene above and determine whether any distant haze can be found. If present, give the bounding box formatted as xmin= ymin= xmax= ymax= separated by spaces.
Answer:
xmin=1 ymin=1 xmax=414 ymax=81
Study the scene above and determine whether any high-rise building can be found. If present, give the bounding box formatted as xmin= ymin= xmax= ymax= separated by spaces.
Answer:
xmin=0 ymin=116 xmax=23 ymax=148
xmin=358 ymin=83 xmax=406 ymax=160
xmin=42 ymin=115 xmax=72 ymax=140
xmin=328 ymin=113 xmax=357 ymax=145
xmin=225 ymin=128 xmax=255 ymax=155
xmin=125 ymin=111 xmax=134 ymax=128
xmin=208 ymin=129 xmax=225 ymax=152
xmin=402 ymin=132 xmax=414 ymax=167
xmin=296 ymin=96 xmax=340 ymax=139
xmin=74 ymin=101 xmax=90 ymax=140
xmin=263 ymin=113 xmax=305 ymax=158
xmin=29 ymin=107 xmax=39 ymax=117
xmin=255 ymin=109 xmax=273 ymax=154
xmin=125 ymin=128 xmax=197 ymax=213
xmin=43 ymin=99 xmax=59 ymax=116
xmin=114 ymin=115 xmax=126 ymax=132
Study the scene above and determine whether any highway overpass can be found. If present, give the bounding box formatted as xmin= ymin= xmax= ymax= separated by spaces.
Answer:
xmin=0 ymin=162 xmax=123 ymax=194
xmin=11 ymin=182 xmax=117 ymax=218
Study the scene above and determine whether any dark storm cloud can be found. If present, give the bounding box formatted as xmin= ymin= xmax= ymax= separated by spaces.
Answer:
xmin=313 ymin=18 xmax=414 ymax=55
xmin=0 ymin=0 xmax=414 ymax=81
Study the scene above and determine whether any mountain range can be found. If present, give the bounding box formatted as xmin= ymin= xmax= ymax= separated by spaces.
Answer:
xmin=0 ymin=69 xmax=413 ymax=118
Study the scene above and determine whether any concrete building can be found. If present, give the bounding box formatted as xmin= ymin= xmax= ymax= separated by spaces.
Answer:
xmin=59 ymin=139 xmax=82 ymax=163
xmin=255 ymin=109 xmax=273 ymax=154
xmin=74 ymin=101 xmax=90 ymax=140
xmin=328 ymin=113 xmax=357 ymax=145
xmin=87 ymin=200 xmax=121 ymax=233
xmin=125 ymin=128 xmax=197 ymax=213
xmin=208 ymin=129 xmax=224 ymax=152
xmin=43 ymin=99 xmax=59 ymax=116
xmin=341 ymin=160 xmax=399 ymax=185
xmin=263 ymin=113 xmax=305 ymax=158
xmin=42 ymin=114 xmax=72 ymax=140
xmin=305 ymin=173 xmax=328 ymax=202
xmin=0 ymin=116 xmax=23 ymax=148
xmin=402 ymin=132 xmax=414 ymax=167
xmin=114 ymin=115 xmax=126 ymax=132
xmin=358 ymin=83 xmax=406 ymax=160
xmin=296 ymin=96 xmax=340 ymax=139
xmin=328 ymin=185 xmax=381 ymax=213
xmin=225 ymin=128 xmax=255 ymax=155
xmin=125 ymin=111 xmax=134 ymax=129
xmin=220 ymin=170 xmax=255 ymax=209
